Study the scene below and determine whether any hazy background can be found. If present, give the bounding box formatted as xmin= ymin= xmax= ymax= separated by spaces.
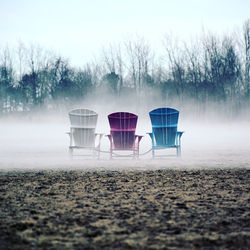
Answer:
xmin=0 ymin=0 xmax=249 ymax=170
xmin=1 ymin=0 xmax=249 ymax=66
xmin=0 ymin=103 xmax=249 ymax=170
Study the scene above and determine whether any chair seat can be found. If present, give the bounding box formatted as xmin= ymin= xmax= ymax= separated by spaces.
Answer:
xmin=110 ymin=128 xmax=136 ymax=132
xmin=69 ymin=145 xmax=96 ymax=149
xmin=70 ymin=125 xmax=96 ymax=129
xmin=152 ymin=124 xmax=177 ymax=128
xmin=152 ymin=144 xmax=178 ymax=149
xmin=110 ymin=146 xmax=139 ymax=150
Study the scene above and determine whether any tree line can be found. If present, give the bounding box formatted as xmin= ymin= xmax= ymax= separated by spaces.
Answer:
xmin=0 ymin=20 xmax=249 ymax=118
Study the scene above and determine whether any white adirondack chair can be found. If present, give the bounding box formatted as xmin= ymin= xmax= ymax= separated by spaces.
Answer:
xmin=68 ymin=109 xmax=103 ymax=158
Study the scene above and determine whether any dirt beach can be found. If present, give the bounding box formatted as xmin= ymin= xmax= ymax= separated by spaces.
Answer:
xmin=0 ymin=168 xmax=249 ymax=249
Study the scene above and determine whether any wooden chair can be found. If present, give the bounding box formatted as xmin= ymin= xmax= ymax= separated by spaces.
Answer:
xmin=107 ymin=112 xmax=143 ymax=159
xmin=147 ymin=108 xmax=184 ymax=158
xmin=68 ymin=109 xmax=103 ymax=158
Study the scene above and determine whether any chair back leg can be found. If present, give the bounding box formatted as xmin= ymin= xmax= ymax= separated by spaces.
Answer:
xmin=97 ymin=147 xmax=100 ymax=160
xmin=92 ymin=149 xmax=96 ymax=158
xmin=133 ymin=149 xmax=139 ymax=159
xmin=69 ymin=148 xmax=73 ymax=159
xmin=177 ymin=146 xmax=181 ymax=157
xmin=152 ymin=148 xmax=155 ymax=159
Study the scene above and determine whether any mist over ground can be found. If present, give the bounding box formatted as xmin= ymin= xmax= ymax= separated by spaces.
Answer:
xmin=0 ymin=95 xmax=249 ymax=171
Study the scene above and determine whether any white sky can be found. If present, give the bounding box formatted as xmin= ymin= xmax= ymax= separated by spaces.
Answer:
xmin=0 ymin=0 xmax=249 ymax=67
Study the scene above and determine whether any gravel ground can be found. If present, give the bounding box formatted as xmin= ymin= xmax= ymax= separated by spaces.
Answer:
xmin=0 ymin=168 xmax=249 ymax=249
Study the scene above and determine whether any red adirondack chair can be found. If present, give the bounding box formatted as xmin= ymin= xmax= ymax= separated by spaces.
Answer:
xmin=107 ymin=112 xmax=143 ymax=159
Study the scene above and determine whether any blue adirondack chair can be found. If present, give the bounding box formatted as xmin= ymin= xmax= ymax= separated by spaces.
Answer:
xmin=147 ymin=108 xmax=184 ymax=157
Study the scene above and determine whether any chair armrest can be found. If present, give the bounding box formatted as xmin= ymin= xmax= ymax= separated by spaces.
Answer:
xmin=135 ymin=135 xmax=143 ymax=143
xmin=176 ymin=131 xmax=184 ymax=146
xmin=177 ymin=131 xmax=184 ymax=138
xmin=95 ymin=133 xmax=105 ymax=139
xmin=66 ymin=132 xmax=72 ymax=146
xmin=95 ymin=133 xmax=105 ymax=148
xmin=147 ymin=132 xmax=155 ymax=146
xmin=106 ymin=134 xmax=112 ymax=141
xmin=147 ymin=132 xmax=153 ymax=138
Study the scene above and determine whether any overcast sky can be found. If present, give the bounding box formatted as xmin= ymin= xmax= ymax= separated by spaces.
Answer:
xmin=0 ymin=0 xmax=249 ymax=67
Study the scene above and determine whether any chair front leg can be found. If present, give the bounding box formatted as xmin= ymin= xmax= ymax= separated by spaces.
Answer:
xmin=107 ymin=135 xmax=113 ymax=159
xmin=95 ymin=133 xmax=104 ymax=148
xmin=133 ymin=150 xmax=136 ymax=159
xmin=134 ymin=135 xmax=143 ymax=159
xmin=147 ymin=133 xmax=155 ymax=159
xmin=176 ymin=131 xmax=184 ymax=157
xmin=95 ymin=133 xmax=104 ymax=160
xmin=110 ymin=148 xmax=113 ymax=160
xmin=97 ymin=145 xmax=101 ymax=159
xmin=136 ymin=148 xmax=140 ymax=159
xmin=70 ymin=128 xmax=74 ymax=147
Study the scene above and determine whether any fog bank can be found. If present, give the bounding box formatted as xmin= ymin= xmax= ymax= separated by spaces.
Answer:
xmin=0 ymin=110 xmax=249 ymax=171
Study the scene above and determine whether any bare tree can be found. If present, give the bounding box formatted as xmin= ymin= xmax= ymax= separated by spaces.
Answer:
xmin=124 ymin=39 xmax=137 ymax=89
xmin=243 ymin=19 xmax=250 ymax=101
xmin=184 ymin=41 xmax=204 ymax=115
xmin=102 ymin=43 xmax=125 ymax=93
xmin=16 ymin=41 xmax=26 ymax=82
xmin=22 ymin=44 xmax=52 ymax=107
xmin=162 ymin=33 xmax=187 ymax=103
xmin=124 ymin=36 xmax=153 ymax=92
xmin=0 ymin=46 xmax=16 ymax=113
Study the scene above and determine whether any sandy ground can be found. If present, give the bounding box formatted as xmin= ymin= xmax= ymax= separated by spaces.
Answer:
xmin=0 ymin=168 xmax=249 ymax=249
xmin=0 ymin=119 xmax=250 ymax=249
